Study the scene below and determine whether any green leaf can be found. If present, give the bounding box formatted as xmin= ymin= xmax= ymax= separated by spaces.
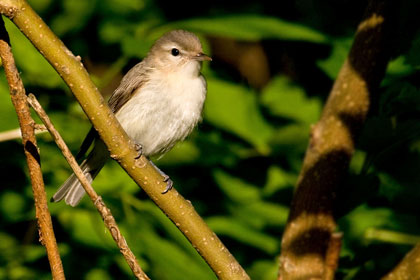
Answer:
xmin=156 ymin=15 xmax=328 ymax=43
xmin=317 ymin=38 xmax=352 ymax=79
xmin=230 ymin=201 xmax=289 ymax=227
xmin=4 ymin=20 xmax=64 ymax=89
xmin=51 ymin=0 xmax=97 ymax=35
xmin=386 ymin=56 xmax=413 ymax=76
xmin=27 ymin=0 xmax=53 ymax=12
xmin=338 ymin=205 xmax=394 ymax=241
xmin=0 ymin=192 xmax=26 ymax=222
xmin=205 ymin=78 xmax=274 ymax=154
xmin=0 ymin=75 xmax=19 ymax=131
xmin=141 ymin=232 xmax=214 ymax=280
xmin=263 ymin=166 xmax=296 ymax=196
xmin=99 ymin=21 xmax=133 ymax=44
xmin=94 ymin=160 xmax=138 ymax=197
xmin=121 ymin=36 xmax=153 ymax=58
xmin=261 ymin=76 xmax=321 ymax=124
xmin=103 ymin=0 xmax=145 ymax=15
xmin=156 ymin=139 xmax=201 ymax=166
xmin=23 ymin=245 xmax=46 ymax=262
xmin=213 ymin=169 xmax=260 ymax=203
xmin=269 ymin=123 xmax=310 ymax=154
xmin=206 ymin=216 xmax=279 ymax=254
xmin=57 ymin=209 xmax=114 ymax=248
xmin=85 ymin=268 xmax=112 ymax=280
xmin=364 ymin=228 xmax=420 ymax=245
xmin=248 ymin=260 xmax=278 ymax=280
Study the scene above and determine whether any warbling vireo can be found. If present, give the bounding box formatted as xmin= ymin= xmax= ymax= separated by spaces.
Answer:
xmin=52 ymin=30 xmax=211 ymax=206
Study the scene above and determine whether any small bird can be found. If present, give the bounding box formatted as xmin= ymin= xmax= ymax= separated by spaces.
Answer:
xmin=52 ymin=30 xmax=211 ymax=206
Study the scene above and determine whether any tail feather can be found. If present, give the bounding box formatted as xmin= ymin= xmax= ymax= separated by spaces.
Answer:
xmin=52 ymin=141 xmax=107 ymax=206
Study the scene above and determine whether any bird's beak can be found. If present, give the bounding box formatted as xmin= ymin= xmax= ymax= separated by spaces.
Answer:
xmin=195 ymin=52 xmax=212 ymax=61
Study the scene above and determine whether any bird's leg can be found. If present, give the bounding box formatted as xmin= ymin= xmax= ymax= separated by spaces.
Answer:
xmin=149 ymin=161 xmax=173 ymax=194
xmin=134 ymin=143 xmax=143 ymax=159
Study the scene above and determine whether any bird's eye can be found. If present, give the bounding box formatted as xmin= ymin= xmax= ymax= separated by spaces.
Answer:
xmin=171 ymin=48 xmax=180 ymax=56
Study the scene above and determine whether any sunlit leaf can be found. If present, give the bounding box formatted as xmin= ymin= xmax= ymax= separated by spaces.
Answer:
xmin=269 ymin=123 xmax=310 ymax=154
xmin=205 ymin=78 xmax=274 ymax=154
xmin=4 ymin=20 xmax=64 ymax=89
xmin=0 ymin=75 xmax=19 ymax=131
xmin=141 ymin=232 xmax=214 ymax=280
xmin=230 ymin=201 xmax=289 ymax=227
xmin=58 ymin=209 xmax=114 ymax=248
xmin=206 ymin=216 xmax=279 ymax=253
xmin=248 ymin=260 xmax=278 ymax=280
xmin=263 ymin=166 xmax=296 ymax=196
xmin=261 ymin=76 xmax=321 ymax=124
xmin=23 ymin=245 xmax=46 ymax=262
xmin=317 ymin=38 xmax=352 ymax=79
xmin=51 ymin=0 xmax=96 ymax=35
xmin=156 ymin=15 xmax=328 ymax=43
xmin=0 ymin=192 xmax=26 ymax=222
xmin=103 ymin=0 xmax=145 ymax=14
xmin=338 ymin=205 xmax=394 ymax=241
xmin=213 ymin=169 xmax=260 ymax=203
xmin=157 ymin=139 xmax=201 ymax=166
xmin=86 ymin=269 xmax=112 ymax=280
xmin=386 ymin=56 xmax=413 ymax=77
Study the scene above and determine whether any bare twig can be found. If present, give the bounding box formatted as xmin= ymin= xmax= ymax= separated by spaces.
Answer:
xmin=0 ymin=125 xmax=47 ymax=142
xmin=0 ymin=17 xmax=65 ymax=280
xmin=0 ymin=1 xmax=249 ymax=279
xmin=382 ymin=243 xmax=420 ymax=280
xmin=278 ymin=1 xmax=395 ymax=279
xmin=27 ymin=93 xmax=150 ymax=280
xmin=325 ymin=233 xmax=343 ymax=280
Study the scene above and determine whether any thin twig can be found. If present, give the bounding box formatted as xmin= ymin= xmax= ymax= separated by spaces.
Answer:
xmin=325 ymin=233 xmax=343 ymax=280
xmin=0 ymin=17 xmax=65 ymax=280
xmin=0 ymin=125 xmax=47 ymax=142
xmin=27 ymin=93 xmax=150 ymax=280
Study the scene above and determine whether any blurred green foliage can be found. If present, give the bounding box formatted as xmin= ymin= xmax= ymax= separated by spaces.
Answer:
xmin=0 ymin=0 xmax=419 ymax=279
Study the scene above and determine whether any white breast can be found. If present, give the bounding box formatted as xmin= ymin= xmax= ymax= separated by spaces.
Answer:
xmin=115 ymin=68 xmax=206 ymax=156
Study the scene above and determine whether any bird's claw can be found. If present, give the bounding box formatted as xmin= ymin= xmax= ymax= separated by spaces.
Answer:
xmin=162 ymin=175 xmax=173 ymax=194
xmin=134 ymin=143 xmax=143 ymax=159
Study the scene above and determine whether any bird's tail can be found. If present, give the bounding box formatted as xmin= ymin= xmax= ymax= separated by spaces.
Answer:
xmin=52 ymin=142 xmax=107 ymax=206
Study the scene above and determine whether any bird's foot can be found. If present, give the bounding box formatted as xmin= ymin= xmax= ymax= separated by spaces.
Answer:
xmin=149 ymin=160 xmax=173 ymax=194
xmin=162 ymin=175 xmax=173 ymax=194
xmin=134 ymin=143 xmax=143 ymax=159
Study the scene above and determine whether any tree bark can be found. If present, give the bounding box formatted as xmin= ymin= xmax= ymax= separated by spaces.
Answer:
xmin=382 ymin=243 xmax=420 ymax=280
xmin=278 ymin=1 xmax=395 ymax=279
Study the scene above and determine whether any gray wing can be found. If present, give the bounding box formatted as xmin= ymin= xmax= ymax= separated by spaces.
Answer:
xmin=77 ymin=60 xmax=150 ymax=158
xmin=108 ymin=60 xmax=150 ymax=113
